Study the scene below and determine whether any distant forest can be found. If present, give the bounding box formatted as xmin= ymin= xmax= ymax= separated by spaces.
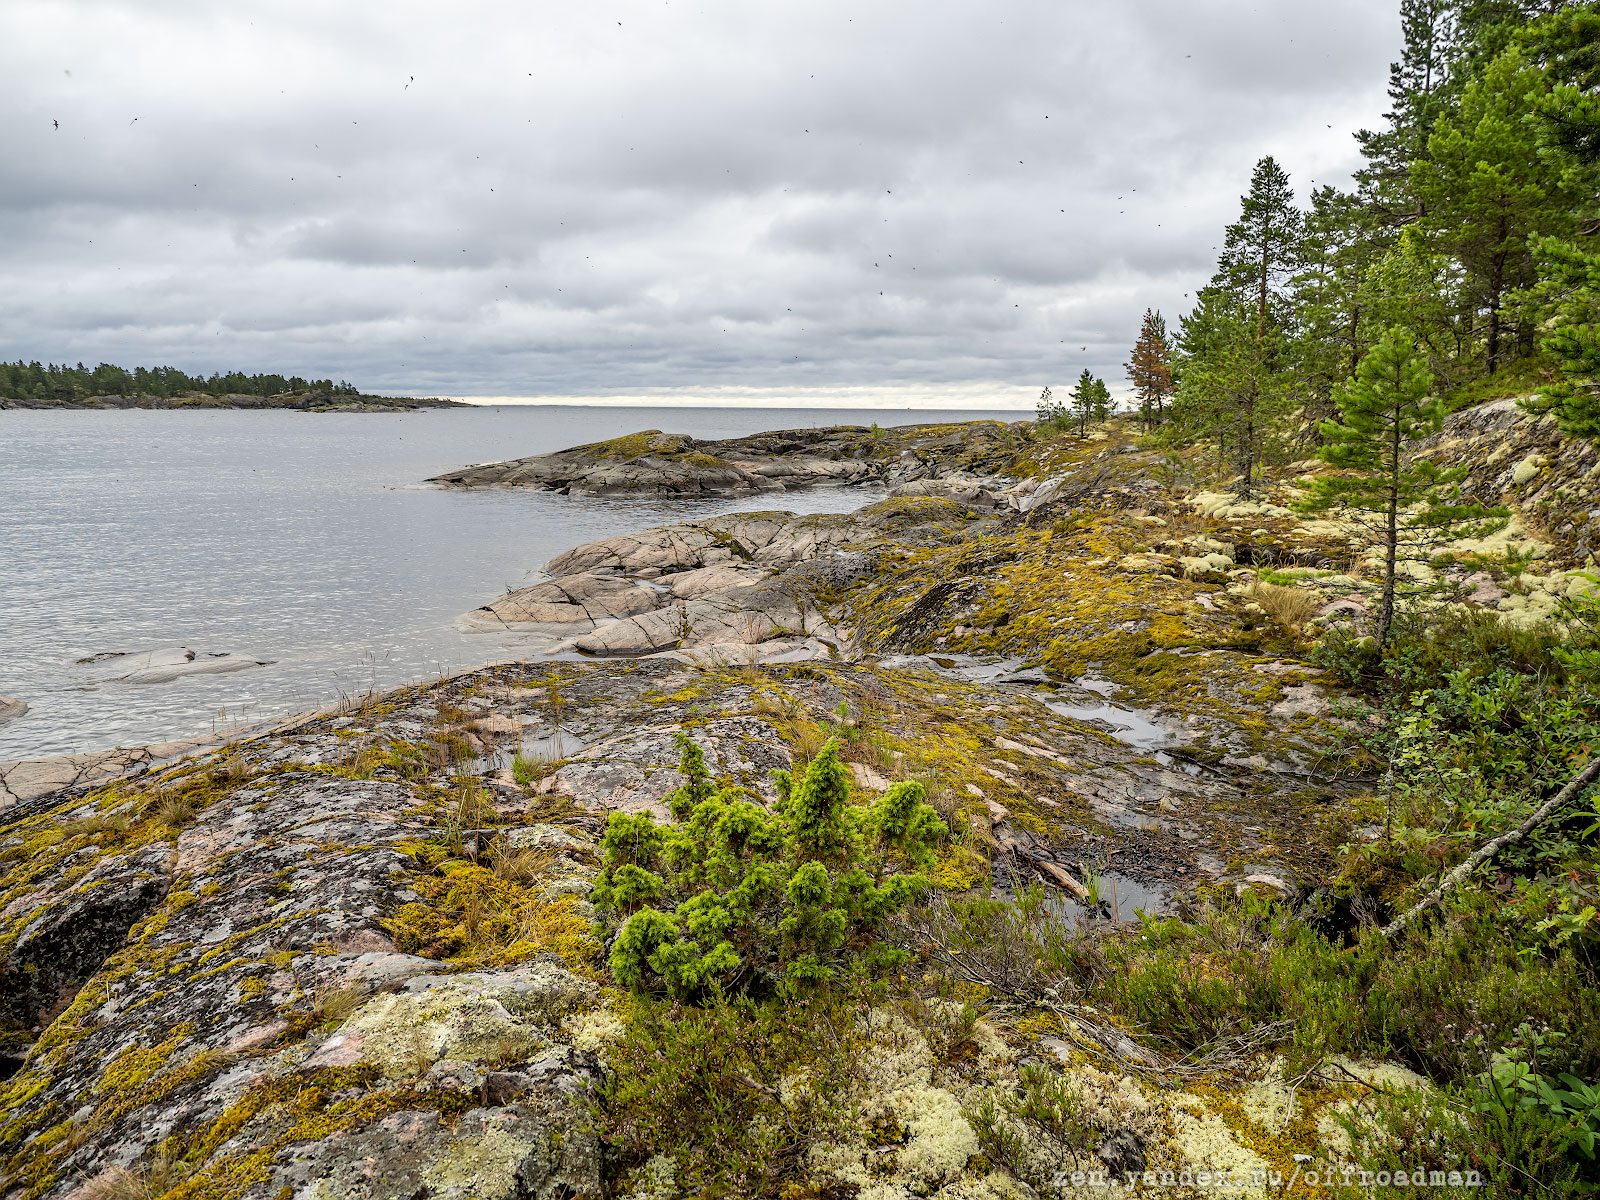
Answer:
xmin=0 ymin=360 xmax=360 ymax=403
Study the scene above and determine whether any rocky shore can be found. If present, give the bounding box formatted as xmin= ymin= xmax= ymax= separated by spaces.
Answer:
xmin=1 ymin=402 xmax=1592 ymax=1197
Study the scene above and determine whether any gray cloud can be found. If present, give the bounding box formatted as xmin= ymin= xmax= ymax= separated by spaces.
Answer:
xmin=0 ymin=0 xmax=1398 ymax=400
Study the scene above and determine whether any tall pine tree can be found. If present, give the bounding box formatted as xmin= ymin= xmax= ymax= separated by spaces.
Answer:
xmin=1355 ymin=0 xmax=1460 ymax=221
xmin=1217 ymin=156 xmax=1305 ymax=337
xmin=1520 ymin=7 xmax=1600 ymax=434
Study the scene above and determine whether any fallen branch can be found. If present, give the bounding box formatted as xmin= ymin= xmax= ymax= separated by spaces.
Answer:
xmin=1037 ymin=859 xmax=1091 ymax=902
xmin=1382 ymin=755 xmax=1600 ymax=940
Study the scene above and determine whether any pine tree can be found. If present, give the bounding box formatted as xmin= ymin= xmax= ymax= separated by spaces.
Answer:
xmin=1176 ymin=294 xmax=1286 ymax=497
xmin=1175 ymin=158 xmax=1303 ymax=494
xmin=1125 ymin=309 xmax=1175 ymax=430
xmin=1355 ymin=228 xmax=1472 ymax=393
xmin=1294 ymin=186 xmax=1387 ymax=433
xmin=1414 ymin=48 xmax=1577 ymax=372
xmin=1519 ymin=8 xmax=1600 ymax=435
xmin=1068 ymin=369 xmax=1098 ymax=435
xmin=1297 ymin=325 xmax=1504 ymax=649
xmin=1355 ymin=0 xmax=1459 ymax=219
xmin=1216 ymin=156 xmax=1305 ymax=337
xmin=1035 ymin=385 xmax=1067 ymax=431
xmin=1090 ymin=376 xmax=1114 ymax=424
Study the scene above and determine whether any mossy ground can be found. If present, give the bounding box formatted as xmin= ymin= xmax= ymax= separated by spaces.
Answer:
xmin=9 ymin=406 xmax=1598 ymax=1195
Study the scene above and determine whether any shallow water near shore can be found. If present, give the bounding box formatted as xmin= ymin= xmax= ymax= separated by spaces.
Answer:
xmin=0 ymin=404 xmax=1024 ymax=759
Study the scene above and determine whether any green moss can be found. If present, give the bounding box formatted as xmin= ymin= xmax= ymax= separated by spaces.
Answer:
xmin=383 ymin=846 xmax=600 ymax=972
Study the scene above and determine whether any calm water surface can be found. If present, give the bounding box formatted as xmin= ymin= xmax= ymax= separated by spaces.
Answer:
xmin=0 ymin=405 xmax=1022 ymax=759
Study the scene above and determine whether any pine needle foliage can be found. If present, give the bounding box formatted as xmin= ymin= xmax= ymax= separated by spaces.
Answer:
xmin=1297 ymin=325 xmax=1506 ymax=648
xmin=593 ymin=733 xmax=947 ymax=999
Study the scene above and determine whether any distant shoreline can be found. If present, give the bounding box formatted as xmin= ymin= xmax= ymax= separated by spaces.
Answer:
xmin=0 ymin=392 xmax=465 ymax=412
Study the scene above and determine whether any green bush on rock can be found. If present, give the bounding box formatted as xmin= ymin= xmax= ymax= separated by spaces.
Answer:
xmin=593 ymin=733 xmax=947 ymax=998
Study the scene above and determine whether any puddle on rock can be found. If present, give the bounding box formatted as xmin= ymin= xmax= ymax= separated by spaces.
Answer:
xmin=878 ymin=653 xmax=1047 ymax=684
xmin=992 ymin=861 xmax=1174 ymax=921
xmin=1041 ymin=696 xmax=1170 ymax=750
xmin=518 ymin=731 xmax=586 ymax=762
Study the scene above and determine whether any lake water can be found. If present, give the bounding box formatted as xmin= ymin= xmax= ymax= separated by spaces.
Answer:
xmin=0 ymin=405 xmax=1024 ymax=759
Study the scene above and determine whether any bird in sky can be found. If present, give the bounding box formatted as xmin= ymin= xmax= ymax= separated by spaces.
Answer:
xmin=405 ymin=75 xmax=413 ymax=90
xmin=52 ymin=119 xmax=58 ymax=129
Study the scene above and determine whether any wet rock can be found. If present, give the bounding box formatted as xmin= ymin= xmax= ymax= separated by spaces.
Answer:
xmin=85 ymin=647 xmax=275 ymax=684
xmin=0 ymin=698 xmax=25 ymax=725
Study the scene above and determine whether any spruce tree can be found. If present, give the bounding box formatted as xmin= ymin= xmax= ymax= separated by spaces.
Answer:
xmin=1297 ymin=325 xmax=1503 ymax=649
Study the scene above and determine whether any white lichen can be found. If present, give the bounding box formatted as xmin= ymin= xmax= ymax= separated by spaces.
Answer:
xmin=562 ymin=1003 xmax=624 ymax=1053
xmin=1241 ymin=1057 xmax=1296 ymax=1134
xmin=624 ymin=1153 xmax=679 ymax=1200
xmin=1166 ymin=1094 xmax=1272 ymax=1198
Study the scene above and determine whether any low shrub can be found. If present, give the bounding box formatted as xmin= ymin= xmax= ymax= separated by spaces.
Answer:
xmin=592 ymin=733 xmax=948 ymax=998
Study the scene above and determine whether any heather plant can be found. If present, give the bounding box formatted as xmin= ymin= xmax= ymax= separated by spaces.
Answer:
xmin=593 ymin=732 xmax=947 ymax=998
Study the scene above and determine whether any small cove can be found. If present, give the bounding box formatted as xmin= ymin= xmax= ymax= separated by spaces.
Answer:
xmin=0 ymin=405 xmax=1021 ymax=759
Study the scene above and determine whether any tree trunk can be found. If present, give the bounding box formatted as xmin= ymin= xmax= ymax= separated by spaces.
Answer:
xmin=1377 ymin=398 xmax=1403 ymax=650
xmin=1486 ymin=219 xmax=1507 ymax=374
xmin=1236 ymin=387 xmax=1256 ymax=499
xmin=1347 ymin=302 xmax=1361 ymax=381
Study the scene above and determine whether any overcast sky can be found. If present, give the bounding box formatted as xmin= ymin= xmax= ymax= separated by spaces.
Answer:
xmin=2 ymin=1 xmax=1399 ymax=405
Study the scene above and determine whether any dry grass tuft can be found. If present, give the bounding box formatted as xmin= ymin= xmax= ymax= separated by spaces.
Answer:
xmin=71 ymin=811 xmax=132 ymax=838
xmin=1245 ymin=580 xmax=1318 ymax=630
xmin=79 ymin=1167 xmax=148 ymax=1200
xmin=79 ymin=1149 xmax=192 ymax=1200
xmin=752 ymin=690 xmax=790 ymax=721
xmin=310 ymin=983 xmax=367 ymax=1027
xmin=489 ymin=841 xmax=553 ymax=886
xmin=788 ymin=722 xmax=830 ymax=768
xmin=149 ymin=791 xmax=200 ymax=831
